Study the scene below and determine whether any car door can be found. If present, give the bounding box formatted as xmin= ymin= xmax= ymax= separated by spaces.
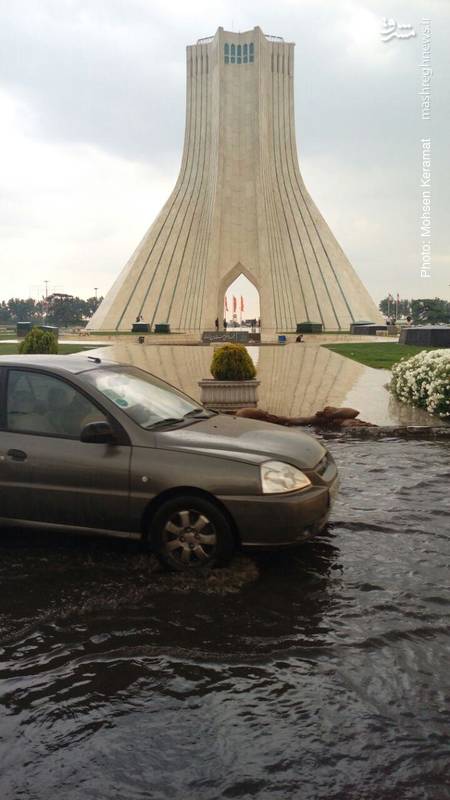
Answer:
xmin=0 ymin=367 xmax=132 ymax=533
xmin=0 ymin=366 xmax=30 ymax=520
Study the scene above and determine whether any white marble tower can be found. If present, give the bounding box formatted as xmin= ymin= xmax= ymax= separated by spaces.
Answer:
xmin=88 ymin=27 xmax=382 ymax=333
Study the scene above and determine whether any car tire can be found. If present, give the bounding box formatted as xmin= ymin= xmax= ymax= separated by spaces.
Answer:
xmin=149 ymin=493 xmax=235 ymax=571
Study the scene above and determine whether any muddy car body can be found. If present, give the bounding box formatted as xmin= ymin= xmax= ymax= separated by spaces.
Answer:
xmin=0 ymin=355 xmax=339 ymax=569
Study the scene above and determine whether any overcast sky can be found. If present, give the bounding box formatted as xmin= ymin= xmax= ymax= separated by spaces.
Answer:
xmin=0 ymin=0 xmax=448 ymax=311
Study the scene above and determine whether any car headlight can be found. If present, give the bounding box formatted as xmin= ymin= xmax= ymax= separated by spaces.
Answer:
xmin=260 ymin=461 xmax=312 ymax=494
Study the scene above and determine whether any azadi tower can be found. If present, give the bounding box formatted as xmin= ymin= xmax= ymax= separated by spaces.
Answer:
xmin=88 ymin=27 xmax=382 ymax=333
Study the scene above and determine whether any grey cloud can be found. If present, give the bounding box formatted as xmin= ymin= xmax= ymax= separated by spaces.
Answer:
xmin=0 ymin=0 xmax=448 ymax=299
xmin=0 ymin=1 xmax=189 ymax=164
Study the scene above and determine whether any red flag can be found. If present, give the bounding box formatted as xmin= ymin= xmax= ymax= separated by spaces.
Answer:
xmin=240 ymin=295 xmax=244 ymax=312
xmin=396 ymin=293 xmax=400 ymax=302
xmin=233 ymin=295 xmax=237 ymax=313
xmin=224 ymin=295 xmax=228 ymax=311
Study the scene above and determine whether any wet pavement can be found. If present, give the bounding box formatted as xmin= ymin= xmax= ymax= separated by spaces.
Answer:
xmin=80 ymin=343 xmax=446 ymax=426
xmin=1 ymin=439 xmax=449 ymax=799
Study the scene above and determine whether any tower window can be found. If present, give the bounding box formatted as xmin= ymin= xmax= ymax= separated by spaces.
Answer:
xmin=224 ymin=41 xmax=254 ymax=65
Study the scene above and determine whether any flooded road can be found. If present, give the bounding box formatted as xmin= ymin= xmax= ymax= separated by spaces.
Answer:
xmin=1 ymin=439 xmax=449 ymax=799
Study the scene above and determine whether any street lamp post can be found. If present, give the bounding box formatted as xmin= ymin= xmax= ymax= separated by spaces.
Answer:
xmin=43 ymin=280 xmax=49 ymax=323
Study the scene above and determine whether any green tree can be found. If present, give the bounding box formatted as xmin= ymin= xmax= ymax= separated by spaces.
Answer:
xmin=19 ymin=327 xmax=58 ymax=354
xmin=411 ymin=298 xmax=450 ymax=324
xmin=46 ymin=296 xmax=87 ymax=327
xmin=0 ymin=301 xmax=11 ymax=324
xmin=0 ymin=294 xmax=102 ymax=326
xmin=85 ymin=295 xmax=103 ymax=317
xmin=6 ymin=298 xmax=40 ymax=323
xmin=379 ymin=297 xmax=411 ymax=318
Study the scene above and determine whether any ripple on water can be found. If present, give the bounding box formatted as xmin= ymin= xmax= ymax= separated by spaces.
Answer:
xmin=0 ymin=439 xmax=450 ymax=800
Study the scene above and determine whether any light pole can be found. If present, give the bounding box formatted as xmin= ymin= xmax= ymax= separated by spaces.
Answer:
xmin=43 ymin=280 xmax=49 ymax=323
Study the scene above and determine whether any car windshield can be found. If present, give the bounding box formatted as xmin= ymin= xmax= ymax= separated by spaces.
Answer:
xmin=82 ymin=365 xmax=208 ymax=429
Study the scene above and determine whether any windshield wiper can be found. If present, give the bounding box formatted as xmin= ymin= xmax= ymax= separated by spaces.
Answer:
xmin=183 ymin=408 xmax=215 ymax=419
xmin=146 ymin=417 xmax=184 ymax=430
xmin=146 ymin=410 xmax=214 ymax=430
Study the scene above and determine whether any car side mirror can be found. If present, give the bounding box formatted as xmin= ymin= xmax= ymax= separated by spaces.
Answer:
xmin=80 ymin=420 xmax=117 ymax=444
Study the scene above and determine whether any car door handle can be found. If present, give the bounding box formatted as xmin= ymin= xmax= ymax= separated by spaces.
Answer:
xmin=7 ymin=449 xmax=27 ymax=462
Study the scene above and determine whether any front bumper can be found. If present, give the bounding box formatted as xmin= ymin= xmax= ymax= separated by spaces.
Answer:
xmin=220 ymin=468 xmax=339 ymax=548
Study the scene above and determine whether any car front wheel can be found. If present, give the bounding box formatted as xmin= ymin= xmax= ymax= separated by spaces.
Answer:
xmin=150 ymin=494 xmax=235 ymax=571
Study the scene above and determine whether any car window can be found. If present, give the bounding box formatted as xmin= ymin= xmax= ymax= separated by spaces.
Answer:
xmin=7 ymin=370 xmax=107 ymax=438
xmin=82 ymin=365 xmax=204 ymax=429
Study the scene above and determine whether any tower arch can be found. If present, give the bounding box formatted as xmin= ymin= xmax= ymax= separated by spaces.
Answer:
xmin=218 ymin=262 xmax=260 ymax=321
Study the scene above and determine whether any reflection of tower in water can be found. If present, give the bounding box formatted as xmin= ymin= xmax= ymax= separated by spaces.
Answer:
xmin=84 ymin=343 xmax=365 ymax=417
xmin=255 ymin=346 xmax=366 ymax=416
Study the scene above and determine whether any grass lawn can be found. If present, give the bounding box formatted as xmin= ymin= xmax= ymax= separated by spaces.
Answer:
xmin=0 ymin=343 xmax=106 ymax=356
xmin=323 ymin=343 xmax=436 ymax=369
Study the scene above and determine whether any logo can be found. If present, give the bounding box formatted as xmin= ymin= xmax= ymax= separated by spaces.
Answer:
xmin=380 ymin=18 xmax=416 ymax=43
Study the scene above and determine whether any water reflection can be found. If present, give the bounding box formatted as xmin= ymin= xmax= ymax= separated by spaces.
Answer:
xmin=82 ymin=343 xmax=443 ymax=426
xmin=0 ymin=530 xmax=340 ymax=657
xmin=1 ymin=440 xmax=449 ymax=798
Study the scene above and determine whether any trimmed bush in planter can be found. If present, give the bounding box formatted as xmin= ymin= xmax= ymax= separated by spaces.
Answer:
xmin=210 ymin=344 xmax=256 ymax=381
xmin=19 ymin=327 xmax=58 ymax=354
xmin=199 ymin=344 xmax=259 ymax=411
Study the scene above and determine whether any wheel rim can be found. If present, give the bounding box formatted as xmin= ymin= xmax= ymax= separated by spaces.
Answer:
xmin=162 ymin=509 xmax=217 ymax=567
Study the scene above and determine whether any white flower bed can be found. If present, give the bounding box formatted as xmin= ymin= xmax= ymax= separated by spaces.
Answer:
xmin=390 ymin=349 xmax=450 ymax=418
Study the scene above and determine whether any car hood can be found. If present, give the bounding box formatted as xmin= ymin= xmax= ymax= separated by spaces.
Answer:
xmin=156 ymin=414 xmax=326 ymax=470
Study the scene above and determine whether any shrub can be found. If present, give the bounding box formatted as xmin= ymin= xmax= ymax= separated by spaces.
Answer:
xmin=19 ymin=327 xmax=58 ymax=355
xmin=390 ymin=348 xmax=450 ymax=418
xmin=210 ymin=344 xmax=256 ymax=381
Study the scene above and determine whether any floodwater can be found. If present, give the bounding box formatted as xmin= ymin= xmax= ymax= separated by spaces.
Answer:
xmin=1 ymin=439 xmax=450 ymax=799
xmin=82 ymin=342 xmax=446 ymax=426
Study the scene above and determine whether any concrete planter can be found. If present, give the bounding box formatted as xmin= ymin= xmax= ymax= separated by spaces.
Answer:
xmin=198 ymin=379 xmax=260 ymax=411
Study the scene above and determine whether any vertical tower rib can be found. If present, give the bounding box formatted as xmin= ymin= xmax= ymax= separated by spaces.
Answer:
xmin=88 ymin=27 xmax=382 ymax=333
